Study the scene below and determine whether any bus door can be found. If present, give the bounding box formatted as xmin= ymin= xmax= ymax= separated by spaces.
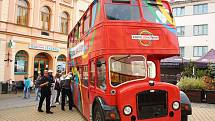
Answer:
xmin=89 ymin=59 xmax=96 ymax=117
xmin=81 ymin=65 xmax=90 ymax=120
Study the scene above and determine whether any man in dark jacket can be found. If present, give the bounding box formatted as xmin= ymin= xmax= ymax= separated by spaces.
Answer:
xmin=38 ymin=70 xmax=53 ymax=114
xmin=60 ymin=73 xmax=74 ymax=111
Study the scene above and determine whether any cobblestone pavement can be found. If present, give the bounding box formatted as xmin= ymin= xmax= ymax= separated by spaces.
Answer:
xmin=0 ymin=93 xmax=215 ymax=121
xmin=188 ymin=103 xmax=215 ymax=121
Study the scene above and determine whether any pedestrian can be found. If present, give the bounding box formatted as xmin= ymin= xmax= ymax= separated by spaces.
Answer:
xmin=35 ymin=72 xmax=42 ymax=101
xmin=24 ymin=75 xmax=31 ymax=99
xmin=54 ymin=72 xmax=61 ymax=104
xmin=38 ymin=70 xmax=53 ymax=114
xmin=48 ymin=70 xmax=56 ymax=108
xmin=60 ymin=72 xmax=74 ymax=111
xmin=12 ymin=81 xmax=17 ymax=94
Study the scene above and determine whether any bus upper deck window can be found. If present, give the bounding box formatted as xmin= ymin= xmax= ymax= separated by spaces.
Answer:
xmin=142 ymin=0 xmax=174 ymax=25
xmin=112 ymin=0 xmax=130 ymax=3
xmin=105 ymin=3 xmax=141 ymax=20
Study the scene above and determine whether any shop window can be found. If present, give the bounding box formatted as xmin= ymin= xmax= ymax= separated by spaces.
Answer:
xmin=60 ymin=12 xmax=69 ymax=34
xmin=96 ymin=58 xmax=106 ymax=91
xmin=57 ymin=54 xmax=66 ymax=72
xmin=82 ymin=65 xmax=89 ymax=87
xmin=90 ymin=60 xmax=95 ymax=86
xmin=41 ymin=6 xmax=51 ymax=31
xmin=17 ymin=0 xmax=29 ymax=26
xmin=14 ymin=50 xmax=28 ymax=74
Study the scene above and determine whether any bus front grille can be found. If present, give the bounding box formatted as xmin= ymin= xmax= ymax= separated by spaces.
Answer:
xmin=137 ymin=90 xmax=168 ymax=120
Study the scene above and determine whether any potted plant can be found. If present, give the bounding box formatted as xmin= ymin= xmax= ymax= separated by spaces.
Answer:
xmin=203 ymin=76 xmax=215 ymax=104
xmin=177 ymin=77 xmax=206 ymax=103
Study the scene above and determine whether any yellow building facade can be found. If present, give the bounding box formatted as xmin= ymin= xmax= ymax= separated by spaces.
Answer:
xmin=0 ymin=0 xmax=91 ymax=82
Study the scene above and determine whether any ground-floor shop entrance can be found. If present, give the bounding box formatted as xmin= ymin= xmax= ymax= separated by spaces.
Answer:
xmin=34 ymin=52 xmax=53 ymax=80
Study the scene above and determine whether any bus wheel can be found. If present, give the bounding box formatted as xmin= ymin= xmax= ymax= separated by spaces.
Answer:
xmin=93 ymin=103 xmax=105 ymax=121
xmin=181 ymin=115 xmax=188 ymax=121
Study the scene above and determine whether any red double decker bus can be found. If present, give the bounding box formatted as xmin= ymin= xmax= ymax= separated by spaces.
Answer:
xmin=67 ymin=0 xmax=191 ymax=121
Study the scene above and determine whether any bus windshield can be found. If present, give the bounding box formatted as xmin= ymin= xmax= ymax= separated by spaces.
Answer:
xmin=110 ymin=55 xmax=146 ymax=86
xmin=105 ymin=3 xmax=141 ymax=20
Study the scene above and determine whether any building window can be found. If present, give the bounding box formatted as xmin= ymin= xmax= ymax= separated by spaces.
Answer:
xmin=17 ymin=0 xmax=29 ymax=26
xmin=173 ymin=7 xmax=185 ymax=17
xmin=14 ymin=50 xmax=28 ymax=74
xmin=193 ymin=46 xmax=208 ymax=57
xmin=180 ymin=47 xmax=185 ymax=57
xmin=176 ymin=26 xmax=185 ymax=36
xmin=193 ymin=24 xmax=208 ymax=36
xmin=60 ymin=12 xmax=69 ymax=34
xmin=193 ymin=4 xmax=208 ymax=15
xmin=41 ymin=6 xmax=51 ymax=31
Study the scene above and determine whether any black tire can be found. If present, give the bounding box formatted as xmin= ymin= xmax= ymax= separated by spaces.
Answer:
xmin=92 ymin=103 xmax=105 ymax=121
xmin=181 ymin=115 xmax=188 ymax=121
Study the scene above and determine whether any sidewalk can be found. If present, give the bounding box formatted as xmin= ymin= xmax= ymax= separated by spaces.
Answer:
xmin=0 ymin=93 xmax=86 ymax=121
xmin=0 ymin=93 xmax=215 ymax=121
xmin=189 ymin=103 xmax=215 ymax=121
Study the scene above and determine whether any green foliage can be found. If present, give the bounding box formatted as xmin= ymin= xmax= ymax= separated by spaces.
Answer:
xmin=195 ymin=69 xmax=207 ymax=78
xmin=208 ymin=64 xmax=215 ymax=78
xmin=177 ymin=77 xmax=206 ymax=90
xmin=182 ymin=62 xmax=196 ymax=77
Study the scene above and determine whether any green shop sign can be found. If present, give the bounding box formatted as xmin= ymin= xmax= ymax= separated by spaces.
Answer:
xmin=29 ymin=44 xmax=60 ymax=52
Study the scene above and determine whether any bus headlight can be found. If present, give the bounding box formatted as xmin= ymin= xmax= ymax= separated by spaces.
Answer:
xmin=123 ymin=106 xmax=132 ymax=116
xmin=172 ymin=101 xmax=180 ymax=110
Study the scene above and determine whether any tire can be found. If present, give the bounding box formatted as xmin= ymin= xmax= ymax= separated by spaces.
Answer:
xmin=181 ymin=115 xmax=188 ymax=121
xmin=92 ymin=103 xmax=105 ymax=121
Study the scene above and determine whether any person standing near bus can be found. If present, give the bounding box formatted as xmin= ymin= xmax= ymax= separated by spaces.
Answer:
xmin=60 ymin=72 xmax=73 ymax=111
xmin=35 ymin=72 xmax=42 ymax=101
xmin=24 ymin=75 xmax=31 ymax=99
xmin=38 ymin=70 xmax=53 ymax=114
xmin=54 ymin=72 xmax=61 ymax=104
xmin=48 ymin=70 xmax=56 ymax=108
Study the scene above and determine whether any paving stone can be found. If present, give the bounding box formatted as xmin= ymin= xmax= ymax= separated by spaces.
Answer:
xmin=1 ymin=94 xmax=215 ymax=121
